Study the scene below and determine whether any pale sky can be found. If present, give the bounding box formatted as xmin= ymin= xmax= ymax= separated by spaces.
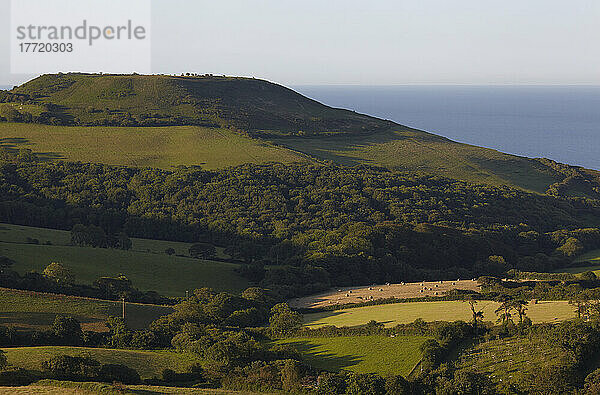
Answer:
xmin=1 ymin=0 xmax=599 ymax=86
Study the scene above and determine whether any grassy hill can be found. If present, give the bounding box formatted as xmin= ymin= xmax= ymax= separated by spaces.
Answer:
xmin=0 ymin=288 xmax=171 ymax=331
xmin=275 ymin=335 xmax=428 ymax=376
xmin=303 ymin=300 xmax=575 ymax=328
xmin=0 ymin=224 xmax=249 ymax=297
xmin=2 ymin=73 xmax=600 ymax=196
xmin=8 ymin=73 xmax=392 ymax=135
xmin=275 ymin=129 xmax=568 ymax=193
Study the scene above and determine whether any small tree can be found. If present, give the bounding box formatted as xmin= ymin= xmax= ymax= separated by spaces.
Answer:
xmin=0 ymin=256 xmax=15 ymax=274
xmin=43 ymin=262 xmax=75 ymax=285
xmin=495 ymin=296 xmax=514 ymax=327
xmin=269 ymin=303 xmax=302 ymax=334
xmin=512 ymin=299 xmax=528 ymax=324
xmin=116 ymin=232 xmax=132 ymax=250
xmin=165 ymin=247 xmax=176 ymax=255
xmin=189 ymin=243 xmax=216 ymax=259
xmin=570 ymin=294 xmax=589 ymax=320
xmin=70 ymin=224 xmax=88 ymax=246
xmin=0 ymin=350 xmax=7 ymax=371
xmin=464 ymin=297 xmax=484 ymax=335
xmin=51 ymin=316 xmax=83 ymax=345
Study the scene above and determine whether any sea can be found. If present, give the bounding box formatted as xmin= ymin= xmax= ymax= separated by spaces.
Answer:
xmin=294 ymin=85 xmax=600 ymax=171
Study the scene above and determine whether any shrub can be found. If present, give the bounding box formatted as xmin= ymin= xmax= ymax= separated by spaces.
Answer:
xmin=42 ymin=355 xmax=101 ymax=380
xmin=51 ymin=316 xmax=83 ymax=345
xmin=345 ymin=372 xmax=386 ymax=395
xmin=317 ymin=372 xmax=347 ymax=394
xmin=98 ymin=364 xmax=140 ymax=384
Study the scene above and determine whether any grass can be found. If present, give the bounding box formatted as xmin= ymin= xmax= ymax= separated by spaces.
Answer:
xmin=276 ymin=335 xmax=429 ymax=376
xmin=1 ymin=380 xmax=253 ymax=394
xmin=0 ymin=222 xmax=230 ymax=258
xmin=1 ymin=346 xmax=203 ymax=379
xmin=276 ymin=129 xmax=563 ymax=194
xmin=0 ymin=222 xmax=249 ymax=297
xmin=457 ymin=336 xmax=565 ymax=391
xmin=0 ymin=123 xmax=312 ymax=170
xmin=574 ymin=249 xmax=600 ymax=264
xmin=303 ymin=300 xmax=575 ymax=328
xmin=0 ymin=241 xmax=249 ymax=297
xmin=0 ymin=122 xmax=573 ymax=195
xmin=0 ymin=288 xmax=172 ymax=331
xmin=554 ymin=252 xmax=600 ymax=278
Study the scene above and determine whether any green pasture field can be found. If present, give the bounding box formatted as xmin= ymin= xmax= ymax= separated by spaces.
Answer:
xmin=0 ymin=222 xmax=231 ymax=258
xmin=303 ymin=300 xmax=575 ymax=328
xmin=276 ymin=335 xmax=429 ymax=376
xmin=0 ymin=288 xmax=172 ymax=332
xmin=1 ymin=346 xmax=203 ymax=379
xmin=0 ymin=241 xmax=249 ymax=297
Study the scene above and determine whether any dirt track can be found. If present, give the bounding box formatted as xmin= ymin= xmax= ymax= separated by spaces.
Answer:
xmin=289 ymin=279 xmax=481 ymax=309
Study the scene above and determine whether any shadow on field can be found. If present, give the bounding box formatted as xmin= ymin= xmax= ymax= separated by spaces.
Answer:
xmin=0 ymin=312 xmax=103 ymax=331
xmin=0 ymin=137 xmax=64 ymax=161
xmin=302 ymin=311 xmax=345 ymax=327
xmin=282 ymin=340 xmax=362 ymax=371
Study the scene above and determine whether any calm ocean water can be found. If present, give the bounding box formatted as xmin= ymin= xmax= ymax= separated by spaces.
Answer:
xmin=294 ymin=85 xmax=600 ymax=170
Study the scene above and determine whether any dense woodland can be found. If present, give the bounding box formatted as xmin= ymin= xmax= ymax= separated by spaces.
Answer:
xmin=1 ymin=150 xmax=600 ymax=297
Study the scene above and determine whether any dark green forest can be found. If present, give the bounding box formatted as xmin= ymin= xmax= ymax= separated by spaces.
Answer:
xmin=2 ymin=150 xmax=600 ymax=297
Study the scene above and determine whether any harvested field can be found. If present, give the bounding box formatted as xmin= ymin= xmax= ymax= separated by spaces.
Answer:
xmin=289 ymin=279 xmax=481 ymax=309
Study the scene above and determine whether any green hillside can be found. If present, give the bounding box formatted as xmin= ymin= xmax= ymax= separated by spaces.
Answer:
xmin=276 ymin=129 xmax=569 ymax=193
xmin=2 ymin=73 xmax=600 ymax=196
xmin=9 ymin=73 xmax=392 ymax=135
xmin=0 ymin=123 xmax=311 ymax=169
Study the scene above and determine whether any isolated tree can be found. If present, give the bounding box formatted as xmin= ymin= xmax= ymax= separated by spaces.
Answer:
xmin=70 ymin=224 xmax=88 ymax=246
xmin=464 ymin=297 xmax=484 ymax=335
xmin=43 ymin=262 xmax=75 ymax=285
xmin=165 ymin=247 xmax=176 ymax=255
xmin=52 ymin=316 xmax=83 ymax=345
xmin=512 ymin=299 xmax=528 ymax=324
xmin=495 ymin=296 xmax=513 ymax=326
